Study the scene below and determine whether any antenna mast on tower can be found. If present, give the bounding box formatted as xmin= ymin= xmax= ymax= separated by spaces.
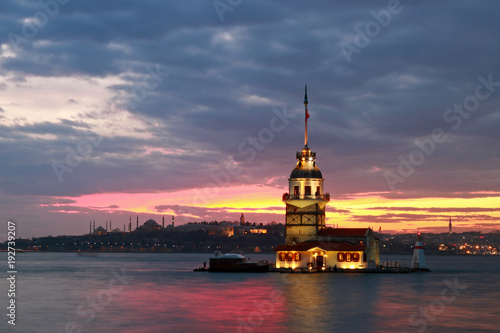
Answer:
xmin=304 ymin=85 xmax=309 ymax=148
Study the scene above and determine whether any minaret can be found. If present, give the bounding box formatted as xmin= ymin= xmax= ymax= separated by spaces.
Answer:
xmin=136 ymin=215 xmax=139 ymax=230
xmin=93 ymin=221 xmax=95 ymax=232
xmin=129 ymin=217 xmax=132 ymax=232
xmin=89 ymin=221 xmax=92 ymax=235
xmin=162 ymin=216 xmax=165 ymax=228
xmin=106 ymin=221 xmax=108 ymax=231
xmin=449 ymin=218 xmax=452 ymax=234
xmin=172 ymin=215 xmax=175 ymax=227
xmin=282 ymin=86 xmax=330 ymax=244
xmin=410 ymin=232 xmax=428 ymax=270
xmin=110 ymin=220 xmax=112 ymax=231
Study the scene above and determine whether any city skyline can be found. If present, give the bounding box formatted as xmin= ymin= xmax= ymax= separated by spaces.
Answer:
xmin=1 ymin=1 xmax=500 ymax=238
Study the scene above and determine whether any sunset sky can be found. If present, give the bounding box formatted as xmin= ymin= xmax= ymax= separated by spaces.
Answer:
xmin=1 ymin=1 xmax=500 ymax=238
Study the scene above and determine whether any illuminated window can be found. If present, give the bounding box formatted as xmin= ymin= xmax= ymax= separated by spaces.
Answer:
xmin=338 ymin=252 xmax=361 ymax=262
xmin=305 ymin=186 xmax=311 ymax=195
xmin=279 ymin=252 xmax=286 ymax=261
xmin=294 ymin=252 xmax=301 ymax=261
xmin=287 ymin=252 xmax=294 ymax=261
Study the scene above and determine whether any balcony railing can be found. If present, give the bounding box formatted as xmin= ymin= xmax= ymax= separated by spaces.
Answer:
xmin=282 ymin=193 xmax=330 ymax=201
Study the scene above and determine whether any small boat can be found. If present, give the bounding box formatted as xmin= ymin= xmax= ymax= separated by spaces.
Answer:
xmin=194 ymin=251 xmax=269 ymax=272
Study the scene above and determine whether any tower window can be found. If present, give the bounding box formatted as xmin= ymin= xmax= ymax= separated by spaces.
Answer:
xmin=294 ymin=186 xmax=299 ymax=196
xmin=316 ymin=186 xmax=320 ymax=196
xmin=305 ymin=186 xmax=311 ymax=195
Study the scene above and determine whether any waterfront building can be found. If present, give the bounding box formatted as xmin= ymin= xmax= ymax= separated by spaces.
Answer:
xmin=275 ymin=86 xmax=380 ymax=270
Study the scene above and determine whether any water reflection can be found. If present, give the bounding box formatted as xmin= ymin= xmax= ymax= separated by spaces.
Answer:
xmin=280 ymin=273 xmax=385 ymax=333
xmin=6 ymin=253 xmax=500 ymax=333
xmin=90 ymin=274 xmax=287 ymax=333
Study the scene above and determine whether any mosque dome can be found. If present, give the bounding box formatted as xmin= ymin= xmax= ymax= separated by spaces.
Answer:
xmin=144 ymin=219 xmax=158 ymax=226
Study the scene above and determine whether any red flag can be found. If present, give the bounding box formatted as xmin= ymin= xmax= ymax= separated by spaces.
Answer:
xmin=306 ymin=107 xmax=310 ymax=121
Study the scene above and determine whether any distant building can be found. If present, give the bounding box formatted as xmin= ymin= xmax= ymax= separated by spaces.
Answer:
xmin=93 ymin=226 xmax=107 ymax=236
xmin=274 ymin=87 xmax=380 ymax=270
xmin=142 ymin=219 xmax=162 ymax=231
xmin=249 ymin=228 xmax=267 ymax=234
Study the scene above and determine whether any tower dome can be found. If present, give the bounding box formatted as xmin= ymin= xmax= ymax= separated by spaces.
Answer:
xmin=290 ymin=149 xmax=323 ymax=179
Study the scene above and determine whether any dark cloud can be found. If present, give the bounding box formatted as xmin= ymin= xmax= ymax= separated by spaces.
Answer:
xmin=154 ymin=204 xmax=283 ymax=215
xmin=367 ymin=207 xmax=500 ymax=213
xmin=349 ymin=213 xmax=442 ymax=224
xmin=329 ymin=208 xmax=351 ymax=214
xmin=349 ymin=212 xmax=500 ymax=225
xmin=89 ymin=205 xmax=119 ymax=209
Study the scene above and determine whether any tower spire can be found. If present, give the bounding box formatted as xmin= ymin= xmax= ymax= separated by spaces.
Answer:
xmin=304 ymin=85 xmax=309 ymax=148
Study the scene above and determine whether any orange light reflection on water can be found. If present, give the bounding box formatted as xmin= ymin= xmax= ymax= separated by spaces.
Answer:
xmin=101 ymin=279 xmax=287 ymax=333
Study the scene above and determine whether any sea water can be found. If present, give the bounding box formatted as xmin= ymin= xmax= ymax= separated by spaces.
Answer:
xmin=1 ymin=252 xmax=499 ymax=333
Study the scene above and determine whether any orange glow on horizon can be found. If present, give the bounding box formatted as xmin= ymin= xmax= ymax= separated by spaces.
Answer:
xmin=49 ymin=185 xmax=500 ymax=233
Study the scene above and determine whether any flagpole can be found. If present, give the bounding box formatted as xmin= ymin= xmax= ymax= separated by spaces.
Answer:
xmin=304 ymin=85 xmax=308 ymax=148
